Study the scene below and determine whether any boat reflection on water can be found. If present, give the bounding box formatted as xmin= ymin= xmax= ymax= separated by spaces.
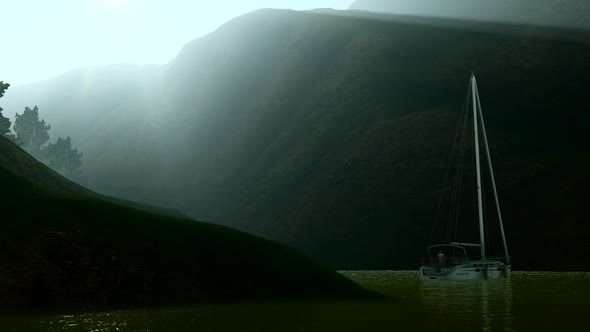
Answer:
xmin=418 ymin=277 xmax=514 ymax=331
xmin=3 ymin=271 xmax=589 ymax=331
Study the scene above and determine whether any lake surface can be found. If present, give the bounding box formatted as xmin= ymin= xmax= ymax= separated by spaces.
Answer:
xmin=2 ymin=271 xmax=588 ymax=331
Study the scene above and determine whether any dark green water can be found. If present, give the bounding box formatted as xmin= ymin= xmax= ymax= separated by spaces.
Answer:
xmin=2 ymin=271 xmax=588 ymax=331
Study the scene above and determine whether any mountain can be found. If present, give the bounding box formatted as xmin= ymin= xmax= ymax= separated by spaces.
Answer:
xmin=0 ymin=136 xmax=371 ymax=309
xmin=3 ymin=9 xmax=590 ymax=271
xmin=2 ymin=64 xmax=168 ymax=202
xmin=349 ymin=0 xmax=590 ymax=30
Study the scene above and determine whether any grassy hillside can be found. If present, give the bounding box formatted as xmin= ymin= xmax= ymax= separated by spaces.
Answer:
xmin=3 ymin=9 xmax=590 ymax=271
xmin=0 ymin=137 xmax=371 ymax=309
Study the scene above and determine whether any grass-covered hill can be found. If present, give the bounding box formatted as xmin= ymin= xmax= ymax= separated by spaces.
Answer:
xmin=3 ymin=9 xmax=590 ymax=271
xmin=0 ymin=137 xmax=371 ymax=309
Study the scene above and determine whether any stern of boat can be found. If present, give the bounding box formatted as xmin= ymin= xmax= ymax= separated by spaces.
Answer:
xmin=420 ymin=244 xmax=511 ymax=280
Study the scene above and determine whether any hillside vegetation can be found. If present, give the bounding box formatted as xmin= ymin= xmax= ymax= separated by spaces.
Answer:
xmin=0 ymin=137 xmax=371 ymax=309
xmin=3 ymin=9 xmax=590 ymax=270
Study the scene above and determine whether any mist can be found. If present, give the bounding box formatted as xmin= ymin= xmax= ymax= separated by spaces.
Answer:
xmin=1 ymin=0 xmax=355 ymax=86
xmin=1 ymin=0 xmax=590 ymax=324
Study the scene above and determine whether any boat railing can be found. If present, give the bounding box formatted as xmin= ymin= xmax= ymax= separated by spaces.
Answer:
xmin=466 ymin=255 xmax=511 ymax=264
xmin=422 ymin=256 xmax=470 ymax=268
xmin=422 ymin=255 xmax=511 ymax=268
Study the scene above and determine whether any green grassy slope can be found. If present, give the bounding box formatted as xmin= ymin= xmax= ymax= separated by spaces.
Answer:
xmin=3 ymin=9 xmax=590 ymax=271
xmin=0 ymin=137 xmax=371 ymax=309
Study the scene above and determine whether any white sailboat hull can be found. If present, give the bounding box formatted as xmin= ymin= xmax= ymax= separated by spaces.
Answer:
xmin=420 ymin=261 xmax=511 ymax=280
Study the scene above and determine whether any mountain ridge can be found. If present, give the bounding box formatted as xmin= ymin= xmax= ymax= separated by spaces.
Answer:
xmin=3 ymin=9 xmax=590 ymax=270
xmin=349 ymin=0 xmax=590 ymax=30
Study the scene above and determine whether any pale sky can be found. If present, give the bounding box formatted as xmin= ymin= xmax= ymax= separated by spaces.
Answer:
xmin=0 ymin=0 xmax=355 ymax=86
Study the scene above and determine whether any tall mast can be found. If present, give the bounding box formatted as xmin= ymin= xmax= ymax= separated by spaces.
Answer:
xmin=472 ymin=74 xmax=486 ymax=259
xmin=474 ymin=80 xmax=511 ymax=264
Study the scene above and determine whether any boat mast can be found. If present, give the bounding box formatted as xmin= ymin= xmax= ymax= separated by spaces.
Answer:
xmin=474 ymin=80 xmax=511 ymax=265
xmin=471 ymin=74 xmax=486 ymax=260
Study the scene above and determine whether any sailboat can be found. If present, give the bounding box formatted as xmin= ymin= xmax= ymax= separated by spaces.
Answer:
xmin=419 ymin=74 xmax=511 ymax=280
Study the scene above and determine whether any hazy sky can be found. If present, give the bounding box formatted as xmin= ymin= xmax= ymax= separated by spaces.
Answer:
xmin=1 ymin=0 xmax=355 ymax=86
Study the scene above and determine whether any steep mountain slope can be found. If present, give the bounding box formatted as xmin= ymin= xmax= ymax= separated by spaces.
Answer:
xmin=349 ymin=0 xmax=590 ymax=30
xmin=0 ymin=136 xmax=371 ymax=309
xmin=156 ymin=9 xmax=590 ymax=270
xmin=4 ymin=9 xmax=590 ymax=270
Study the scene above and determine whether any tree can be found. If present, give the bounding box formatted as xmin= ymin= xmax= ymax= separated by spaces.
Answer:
xmin=0 ymin=81 xmax=8 ymax=98
xmin=0 ymin=81 xmax=11 ymax=136
xmin=5 ymin=94 xmax=85 ymax=182
xmin=44 ymin=136 xmax=83 ymax=176
xmin=13 ymin=106 xmax=51 ymax=158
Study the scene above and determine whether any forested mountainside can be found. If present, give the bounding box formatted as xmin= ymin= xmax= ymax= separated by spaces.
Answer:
xmin=3 ymin=9 xmax=590 ymax=270
xmin=349 ymin=0 xmax=590 ymax=30
xmin=0 ymin=136 xmax=370 ymax=309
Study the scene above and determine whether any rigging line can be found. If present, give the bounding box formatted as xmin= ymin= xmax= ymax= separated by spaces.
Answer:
xmin=472 ymin=93 xmax=479 ymax=239
xmin=475 ymin=82 xmax=510 ymax=263
xmin=446 ymin=144 xmax=461 ymax=242
xmin=453 ymin=107 xmax=470 ymax=241
xmin=453 ymin=89 xmax=471 ymax=240
xmin=445 ymin=168 xmax=457 ymax=242
xmin=449 ymin=106 xmax=466 ymax=241
xmin=473 ymin=172 xmax=478 ymax=237
xmin=483 ymin=186 xmax=491 ymax=254
xmin=446 ymin=86 xmax=470 ymax=242
xmin=429 ymin=80 xmax=472 ymax=245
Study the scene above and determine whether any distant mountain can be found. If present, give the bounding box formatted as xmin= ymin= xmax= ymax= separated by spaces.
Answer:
xmin=3 ymin=9 xmax=590 ymax=271
xmin=0 ymin=136 xmax=370 ymax=309
xmin=349 ymin=0 xmax=590 ymax=30
xmin=2 ymin=64 xmax=168 ymax=202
